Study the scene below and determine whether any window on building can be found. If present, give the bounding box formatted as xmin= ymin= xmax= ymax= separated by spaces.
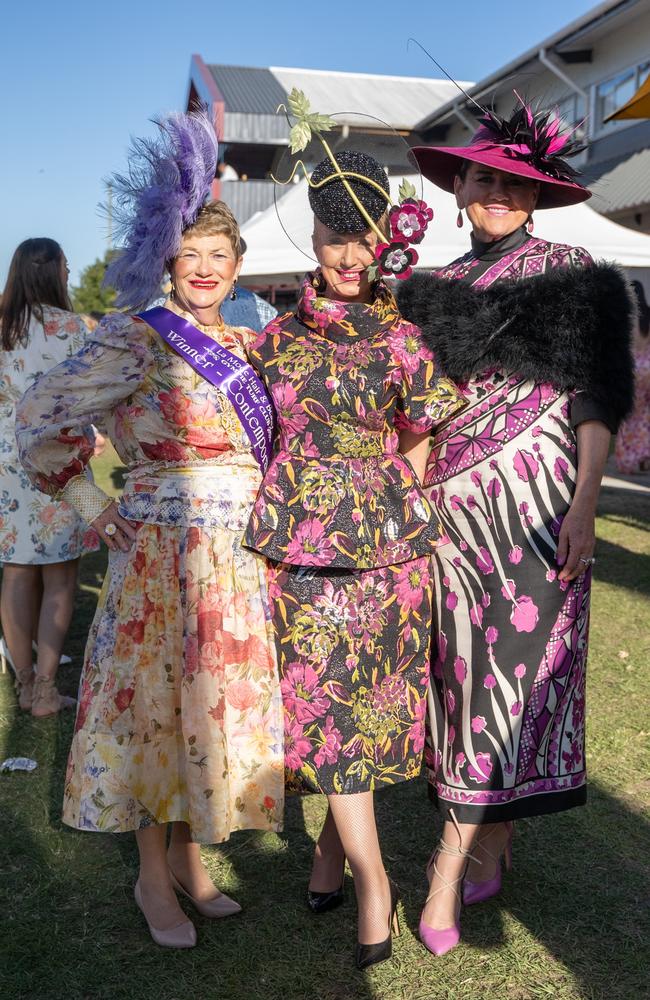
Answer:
xmin=595 ymin=60 xmax=650 ymax=132
xmin=596 ymin=68 xmax=637 ymax=123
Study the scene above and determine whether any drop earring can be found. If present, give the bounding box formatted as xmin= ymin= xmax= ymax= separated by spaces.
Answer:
xmin=230 ymin=281 xmax=238 ymax=300
xmin=527 ymin=215 xmax=534 ymax=234
xmin=456 ymin=210 xmax=464 ymax=229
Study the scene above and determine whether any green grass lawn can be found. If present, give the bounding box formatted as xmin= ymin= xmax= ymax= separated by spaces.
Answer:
xmin=1 ymin=450 xmax=649 ymax=1000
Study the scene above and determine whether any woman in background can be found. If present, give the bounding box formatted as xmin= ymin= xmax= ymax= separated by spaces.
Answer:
xmin=0 ymin=238 xmax=97 ymax=716
xmin=615 ymin=280 xmax=650 ymax=474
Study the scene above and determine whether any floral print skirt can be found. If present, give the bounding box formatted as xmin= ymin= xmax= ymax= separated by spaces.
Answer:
xmin=269 ymin=555 xmax=433 ymax=794
xmin=63 ymin=521 xmax=284 ymax=843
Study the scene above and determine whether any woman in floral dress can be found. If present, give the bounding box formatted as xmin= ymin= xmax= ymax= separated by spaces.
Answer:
xmin=16 ymin=112 xmax=283 ymax=949
xmin=245 ymin=148 xmax=464 ymax=968
xmin=398 ymin=98 xmax=634 ymax=955
xmin=0 ymin=238 xmax=98 ymax=716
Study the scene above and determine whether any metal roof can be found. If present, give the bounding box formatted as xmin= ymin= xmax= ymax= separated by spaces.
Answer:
xmin=591 ymin=147 xmax=650 ymax=212
xmin=207 ymin=65 xmax=288 ymax=114
xmin=205 ymin=63 xmax=470 ymax=132
xmin=270 ymin=68 xmax=468 ymax=131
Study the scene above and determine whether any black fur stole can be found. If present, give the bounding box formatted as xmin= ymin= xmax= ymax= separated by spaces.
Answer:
xmin=397 ymin=263 xmax=635 ymax=427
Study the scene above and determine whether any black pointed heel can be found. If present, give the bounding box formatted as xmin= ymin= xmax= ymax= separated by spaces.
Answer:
xmin=355 ymin=877 xmax=400 ymax=971
xmin=307 ymin=859 xmax=346 ymax=913
xmin=307 ymin=884 xmax=345 ymax=914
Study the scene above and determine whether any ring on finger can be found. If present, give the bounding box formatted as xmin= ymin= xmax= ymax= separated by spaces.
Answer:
xmin=579 ymin=555 xmax=596 ymax=566
xmin=104 ymin=522 xmax=118 ymax=537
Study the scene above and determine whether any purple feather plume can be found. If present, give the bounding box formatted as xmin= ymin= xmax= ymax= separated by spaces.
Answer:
xmin=104 ymin=107 xmax=218 ymax=311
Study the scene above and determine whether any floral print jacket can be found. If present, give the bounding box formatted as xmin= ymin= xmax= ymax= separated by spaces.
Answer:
xmin=244 ymin=275 xmax=465 ymax=570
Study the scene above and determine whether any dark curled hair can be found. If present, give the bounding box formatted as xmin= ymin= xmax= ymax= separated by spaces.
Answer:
xmin=456 ymin=159 xmax=470 ymax=182
xmin=1 ymin=238 xmax=72 ymax=350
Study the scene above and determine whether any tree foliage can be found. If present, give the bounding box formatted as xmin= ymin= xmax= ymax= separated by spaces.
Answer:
xmin=71 ymin=251 xmax=118 ymax=315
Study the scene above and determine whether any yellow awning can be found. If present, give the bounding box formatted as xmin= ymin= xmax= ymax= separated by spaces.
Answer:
xmin=604 ymin=72 xmax=650 ymax=121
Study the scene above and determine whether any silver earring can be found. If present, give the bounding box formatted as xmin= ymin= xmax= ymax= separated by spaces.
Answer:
xmin=230 ymin=281 xmax=238 ymax=300
xmin=456 ymin=210 xmax=464 ymax=229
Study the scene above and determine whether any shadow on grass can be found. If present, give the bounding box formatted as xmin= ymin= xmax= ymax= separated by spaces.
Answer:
xmin=592 ymin=537 xmax=650 ymax=597
xmin=2 ymin=727 xmax=649 ymax=1000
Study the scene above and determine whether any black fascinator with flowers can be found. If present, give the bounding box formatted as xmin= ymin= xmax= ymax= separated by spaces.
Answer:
xmin=273 ymin=89 xmax=433 ymax=279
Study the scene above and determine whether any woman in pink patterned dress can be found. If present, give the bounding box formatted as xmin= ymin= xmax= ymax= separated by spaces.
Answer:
xmin=398 ymin=98 xmax=634 ymax=955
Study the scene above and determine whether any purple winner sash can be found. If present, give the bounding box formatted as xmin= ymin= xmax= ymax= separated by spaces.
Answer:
xmin=138 ymin=306 xmax=275 ymax=473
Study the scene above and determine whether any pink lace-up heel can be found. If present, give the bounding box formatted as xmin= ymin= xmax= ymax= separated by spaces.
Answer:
xmin=418 ymin=811 xmax=478 ymax=957
xmin=463 ymin=821 xmax=514 ymax=906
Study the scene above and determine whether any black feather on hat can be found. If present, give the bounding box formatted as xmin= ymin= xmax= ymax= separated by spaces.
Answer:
xmin=308 ymin=150 xmax=390 ymax=233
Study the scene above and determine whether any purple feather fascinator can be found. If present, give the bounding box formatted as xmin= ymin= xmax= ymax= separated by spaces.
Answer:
xmin=104 ymin=107 xmax=218 ymax=310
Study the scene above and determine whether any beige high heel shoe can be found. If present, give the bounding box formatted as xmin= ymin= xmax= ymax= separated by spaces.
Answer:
xmin=134 ymin=881 xmax=197 ymax=948
xmin=31 ymin=676 xmax=76 ymax=718
xmin=169 ymin=870 xmax=242 ymax=919
xmin=0 ymin=637 xmax=34 ymax=710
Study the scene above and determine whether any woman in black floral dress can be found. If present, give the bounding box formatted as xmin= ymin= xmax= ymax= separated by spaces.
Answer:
xmin=245 ymin=148 xmax=464 ymax=967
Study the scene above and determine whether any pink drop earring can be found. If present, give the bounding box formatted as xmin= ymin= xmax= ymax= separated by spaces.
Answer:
xmin=527 ymin=215 xmax=534 ymax=234
xmin=456 ymin=210 xmax=464 ymax=229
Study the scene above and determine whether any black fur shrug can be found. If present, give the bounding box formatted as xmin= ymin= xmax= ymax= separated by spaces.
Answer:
xmin=397 ymin=263 xmax=635 ymax=428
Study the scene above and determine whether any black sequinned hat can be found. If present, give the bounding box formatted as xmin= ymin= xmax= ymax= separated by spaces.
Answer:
xmin=308 ymin=150 xmax=390 ymax=233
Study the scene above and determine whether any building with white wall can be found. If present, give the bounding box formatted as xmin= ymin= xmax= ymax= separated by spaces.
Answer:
xmin=415 ymin=0 xmax=650 ymax=234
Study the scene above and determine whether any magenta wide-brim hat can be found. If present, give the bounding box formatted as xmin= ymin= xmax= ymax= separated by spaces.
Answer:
xmin=412 ymin=143 xmax=592 ymax=209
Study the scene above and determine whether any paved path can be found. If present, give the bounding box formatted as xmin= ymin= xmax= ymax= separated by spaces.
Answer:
xmin=601 ymin=457 xmax=650 ymax=495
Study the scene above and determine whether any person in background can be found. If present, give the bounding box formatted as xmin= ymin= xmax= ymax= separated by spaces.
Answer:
xmin=220 ymin=238 xmax=278 ymax=333
xmin=0 ymin=238 xmax=98 ymax=716
xmin=615 ymin=280 xmax=650 ymax=474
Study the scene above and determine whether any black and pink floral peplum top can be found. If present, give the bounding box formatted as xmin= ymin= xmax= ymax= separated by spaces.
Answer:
xmin=244 ymin=274 xmax=465 ymax=570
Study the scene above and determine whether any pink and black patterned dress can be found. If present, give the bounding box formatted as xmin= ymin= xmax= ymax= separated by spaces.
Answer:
xmin=422 ymin=231 xmax=608 ymax=821
xmin=245 ymin=274 xmax=464 ymax=794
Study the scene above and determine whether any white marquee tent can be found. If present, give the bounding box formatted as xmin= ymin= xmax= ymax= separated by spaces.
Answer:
xmin=239 ymin=175 xmax=650 ymax=294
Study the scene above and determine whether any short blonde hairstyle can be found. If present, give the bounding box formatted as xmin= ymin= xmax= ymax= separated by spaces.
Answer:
xmin=183 ymin=200 xmax=242 ymax=256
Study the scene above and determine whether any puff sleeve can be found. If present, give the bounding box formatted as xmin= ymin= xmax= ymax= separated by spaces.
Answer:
xmin=16 ymin=313 xmax=154 ymax=521
xmin=391 ymin=321 xmax=465 ymax=433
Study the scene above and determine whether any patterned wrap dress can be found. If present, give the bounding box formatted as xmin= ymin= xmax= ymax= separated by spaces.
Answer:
xmin=245 ymin=276 xmax=464 ymax=794
xmin=424 ymin=234 xmax=602 ymax=822
xmin=16 ymin=303 xmax=283 ymax=843
xmin=0 ymin=306 xmax=99 ymax=563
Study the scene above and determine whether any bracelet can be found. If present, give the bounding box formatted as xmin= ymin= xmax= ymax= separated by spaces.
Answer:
xmin=59 ymin=475 xmax=114 ymax=525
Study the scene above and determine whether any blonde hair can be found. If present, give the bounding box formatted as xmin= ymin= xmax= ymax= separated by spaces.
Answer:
xmin=183 ymin=200 xmax=242 ymax=256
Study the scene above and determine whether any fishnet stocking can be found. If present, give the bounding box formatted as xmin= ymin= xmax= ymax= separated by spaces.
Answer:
xmin=327 ymin=792 xmax=391 ymax=945
xmin=309 ymin=805 xmax=345 ymax=892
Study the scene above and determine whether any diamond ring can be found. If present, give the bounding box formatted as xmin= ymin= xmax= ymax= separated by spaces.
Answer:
xmin=579 ymin=556 xmax=595 ymax=565
xmin=104 ymin=522 xmax=118 ymax=537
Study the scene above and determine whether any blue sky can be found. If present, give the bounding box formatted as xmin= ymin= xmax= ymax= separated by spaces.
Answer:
xmin=1 ymin=0 xmax=598 ymax=287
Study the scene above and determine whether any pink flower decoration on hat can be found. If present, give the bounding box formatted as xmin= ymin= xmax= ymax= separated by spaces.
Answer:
xmin=389 ymin=199 xmax=433 ymax=245
xmin=375 ymin=237 xmax=419 ymax=279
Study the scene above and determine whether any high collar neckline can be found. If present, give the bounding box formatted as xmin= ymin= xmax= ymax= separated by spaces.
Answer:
xmin=296 ymin=272 xmax=400 ymax=341
xmin=470 ymin=225 xmax=530 ymax=262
